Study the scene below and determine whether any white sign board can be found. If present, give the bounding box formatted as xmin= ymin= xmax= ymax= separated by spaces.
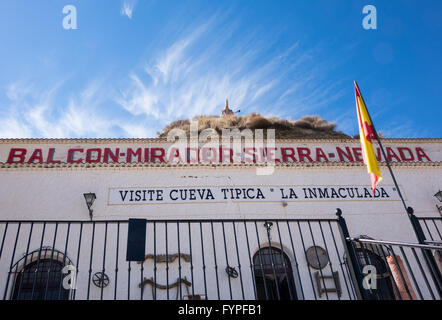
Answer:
xmin=108 ymin=185 xmax=402 ymax=205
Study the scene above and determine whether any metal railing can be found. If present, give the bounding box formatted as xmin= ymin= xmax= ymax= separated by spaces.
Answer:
xmin=0 ymin=218 xmax=356 ymax=300
xmin=417 ymin=216 xmax=442 ymax=242
xmin=345 ymin=236 xmax=442 ymax=300
xmin=2 ymin=214 xmax=440 ymax=300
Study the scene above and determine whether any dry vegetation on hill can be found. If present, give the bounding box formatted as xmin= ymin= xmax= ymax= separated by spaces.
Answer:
xmin=158 ymin=113 xmax=351 ymax=139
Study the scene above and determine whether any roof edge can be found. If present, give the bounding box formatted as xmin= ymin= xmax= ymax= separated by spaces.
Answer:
xmin=1 ymin=161 xmax=440 ymax=170
xmin=0 ymin=137 xmax=441 ymax=144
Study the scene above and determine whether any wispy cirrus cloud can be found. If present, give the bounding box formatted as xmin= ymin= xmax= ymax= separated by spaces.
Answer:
xmin=121 ymin=0 xmax=137 ymax=19
xmin=115 ymin=16 xmax=347 ymax=132
xmin=0 ymin=79 xmax=153 ymax=138
xmin=0 ymin=14 xmax=351 ymax=139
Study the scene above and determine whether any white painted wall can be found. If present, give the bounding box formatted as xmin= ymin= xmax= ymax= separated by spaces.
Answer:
xmin=0 ymin=139 xmax=440 ymax=300
xmin=0 ymin=165 xmax=440 ymax=234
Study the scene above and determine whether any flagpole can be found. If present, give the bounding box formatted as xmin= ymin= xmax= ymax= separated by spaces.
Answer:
xmin=354 ymin=81 xmax=442 ymax=292
xmin=354 ymin=81 xmax=409 ymax=213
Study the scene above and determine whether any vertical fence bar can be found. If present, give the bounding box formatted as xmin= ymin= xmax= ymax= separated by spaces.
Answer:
xmin=7 ymin=224 xmax=22 ymax=300
xmin=243 ymin=221 xmax=257 ymax=300
xmin=199 ymin=222 xmax=208 ymax=299
xmin=86 ymin=222 xmax=96 ymax=300
xmin=101 ymin=222 xmax=108 ymax=300
xmin=187 ymin=222 xmax=195 ymax=299
xmin=16 ymin=222 xmax=34 ymax=299
xmin=371 ymin=243 xmax=394 ymax=300
xmin=210 ymin=221 xmax=220 ymax=300
xmin=430 ymin=219 xmax=441 ymax=239
xmin=307 ymin=221 xmax=329 ymax=300
xmin=335 ymin=209 xmax=366 ymax=300
xmin=58 ymin=222 xmax=71 ymax=300
xmin=177 ymin=222 xmax=182 ymax=300
xmin=327 ymin=221 xmax=354 ymax=299
xmin=296 ymin=221 xmax=317 ymax=300
xmin=253 ymin=221 xmax=269 ymax=300
xmin=114 ymin=222 xmax=119 ymax=300
xmin=263 ymin=222 xmax=281 ymax=300
xmin=73 ymin=222 xmax=83 ymax=301
xmin=140 ymin=225 xmax=144 ymax=301
xmin=422 ymin=220 xmax=434 ymax=241
xmin=0 ymin=223 xmax=8 ymax=262
xmin=275 ymin=221 xmax=294 ymax=300
xmin=31 ymin=223 xmax=46 ymax=299
xmin=165 ymin=222 xmax=169 ymax=300
xmin=153 ymin=221 xmax=157 ymax=300
xmin=232 ymin=222 xmax=245 ymax=300
xmin=44 ymin=222 xmax=58 ymax=300
xmin=221 ymin=221 xmax=233 ymax=299
xmin=286 ymin=221 xmax=304 ymax=300
xmin=318 ymin=221 xmax=340 ymax=300
xmin=127 ymin=261 xmax=131 ymax=300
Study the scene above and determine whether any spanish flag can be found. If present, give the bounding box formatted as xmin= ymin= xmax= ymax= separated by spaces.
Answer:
xmin=354 ymin=81 xmax=382 ymax=192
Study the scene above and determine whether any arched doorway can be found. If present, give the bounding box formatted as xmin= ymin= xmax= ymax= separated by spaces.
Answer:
xmin=11 ymin=249 xmax=71 ymax=300
xmin=253 ymin=247 xmax=298 ymax=300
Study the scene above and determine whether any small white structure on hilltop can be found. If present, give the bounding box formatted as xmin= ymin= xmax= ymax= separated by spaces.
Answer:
xmin=0 ymin=133 xmax=440 ymax=300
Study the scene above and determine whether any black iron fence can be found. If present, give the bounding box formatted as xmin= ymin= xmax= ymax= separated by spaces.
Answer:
xmin=417 ymin=216 xmax=442 ymax=242
xmin=345 ymin=237 xmax=442 ymax=300
xmin=0 ymin=218 xmax=358 ymax=300
xmin=0 ymin=215 xmax=441 ymax=300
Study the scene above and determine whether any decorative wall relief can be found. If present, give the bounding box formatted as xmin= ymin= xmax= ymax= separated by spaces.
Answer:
xmin=137 ymin=253 xmax=191 ymax=264
xmin=137 ymin=253 xmax=198 ymax=299
xmin=139 ymin=276 xmax=192 ymax=299
xmin=306 ymin=246 xmax=329 ymax=270
xmin=314 ymin=271 xmax=342 ymax=298
xmin=92 ymin=272 xmax=110 ymax=288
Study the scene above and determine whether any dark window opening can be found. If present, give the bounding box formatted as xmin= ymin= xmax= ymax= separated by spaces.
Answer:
xmin=11 ymin=258 xmax=70 ymax=300
xmin=253 ymin=247 xmax=298 ymax=300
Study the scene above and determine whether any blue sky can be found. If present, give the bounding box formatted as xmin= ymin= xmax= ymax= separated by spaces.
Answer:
xmin=0 ymin=0 xmax=441 ymax=138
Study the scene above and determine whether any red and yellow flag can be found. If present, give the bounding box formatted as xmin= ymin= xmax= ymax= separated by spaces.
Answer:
xmin=354 ymin=81 xmax=382 ymax=192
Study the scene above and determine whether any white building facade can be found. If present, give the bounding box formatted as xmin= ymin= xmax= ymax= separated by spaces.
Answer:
xmin=0 ymin=138 xmax=440 ymax=300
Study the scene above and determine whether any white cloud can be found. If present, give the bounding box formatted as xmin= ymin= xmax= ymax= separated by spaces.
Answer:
xmin=115 ymin=17 xmax=349 ymax=132
xmin=117 ymin=73 xmax=162 ymax=119
xmin=120 ymin=123 xmax=157 ymax=138
xmin=0 ymin=15 xmax=352 ymax=139
xmin=121 ymin=0 xmax=137 ymax=19
xmin=376 ymin=120 xmax=430 ymax=139
xmin=6 ymin=81 xmax=35 ymax=102
xmin=252 ymin=80 xmax=278 ymax=102
xmin=0 ymin=117 xmax=33 ymax=138
xmin=1 ymin=80 xmax=127 ymax=138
